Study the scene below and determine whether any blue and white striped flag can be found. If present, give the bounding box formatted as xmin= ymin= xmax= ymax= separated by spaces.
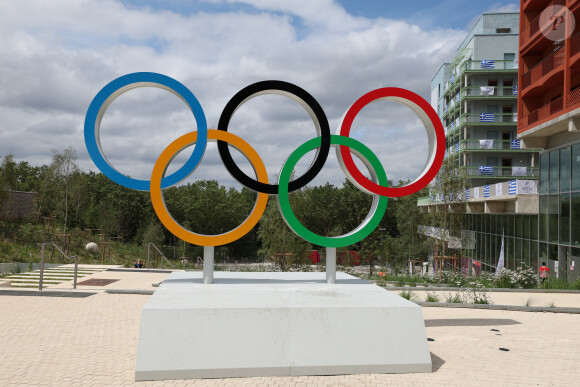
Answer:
xmin=444 ymin=104 xmax=448 ymax=113
xmin=450 ymin=192 xmax=454 ymax=202
xmin=431 ymin=195 xmax=435 ymax=202
xmin=451 ymin=122 xmax=454 ymax=131
xmin=508 ymin=180 xmax=517 ymax=194
xmin=455 ymin=143 xmax=459 ymax=153
xmin=479 ymin=166 xmax=494 ymax=175
xmin=445 ymin=149 xmax=448 ymax=158
xmin=512 ymin=85 xmax=518 ymax=96
xmin=456 ymin=93 xmax=460 ymax=102
xmin=465 ymin=188 xmax=470 ymax=200
xmin=450 ymin=74 xmax=455 ymax=84
xmin=480 ymin=113 xmax=495 ymax=122
xmin=481 ymin=60 xmax=495 ymax=69
xmin=510 ymin=140 xmax=521 ymax=149
xmin=484 ymin=184 xmax=490 ymax=198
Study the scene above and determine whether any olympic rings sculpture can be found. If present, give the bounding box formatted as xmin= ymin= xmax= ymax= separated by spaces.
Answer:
xmin=85 ymin=72 xmax=445 ymax=247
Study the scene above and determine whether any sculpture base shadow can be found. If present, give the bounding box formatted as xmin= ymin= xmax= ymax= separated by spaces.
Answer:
xmin=135 ymin=272 xmax=432 ymax=381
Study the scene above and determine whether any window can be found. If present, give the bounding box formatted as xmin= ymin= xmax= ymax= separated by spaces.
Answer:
xmin=488 ymin=80 xmax=498 ymax=87
xmin=540 ymin=153 xmax=549 ymax=194
xmin=487 ymin=157 xmax=499 ymax=166
xmin=498 ymin=28 xmax=511 ymax=34
xmin=573 ymin=144 xmax=580 ymax=191
xmin=503 ymin=79 xmax=513 ymax=87
xmin=540 ymin=196 xmax=548 ymax=241
xmin=549 ymin=195 xmax=559 ymax=243
xmin=560 ymin=193 xmax=570 ymax=244
xmin=573 ymin=193 xmax=580 ymax=247
xmin=549 ymin=150 xmax=559 ymax=193
xmin=560 ymin=147 xmax=571 ymax=192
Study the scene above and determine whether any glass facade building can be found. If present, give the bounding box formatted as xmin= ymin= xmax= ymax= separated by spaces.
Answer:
xmin=537 ymin=144 xmax=580 ymax=281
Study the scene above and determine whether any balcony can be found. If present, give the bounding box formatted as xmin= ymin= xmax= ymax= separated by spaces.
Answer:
xmin=520 ymin=0 xmax=566 ymax=47
xmin=462 ymin=86 xmax=518 ymax=99
xmin=463 ymin=166 xmax=539 ymax=179
xmin=459 ymin=139 xmax=540 ymax=152
xmin=571 ymin=31 xmax=580 ymax=63
xmin=460 ymin=113 xmax=518 ymax=125
xmin=521 ymin=95 xmax=564 ymax=127
xmin=462 ymin=60 xmax=518 ymax=72
xmin=521 ymin=47 xmax=564 ymax=91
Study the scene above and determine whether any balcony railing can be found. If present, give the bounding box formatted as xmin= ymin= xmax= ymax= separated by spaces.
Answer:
xmin=567 ymin=87 xmax=580 ymax=108
xmin=463 ymin=166 xmax=539 ymax=178
xmin=460 ymin=113 xmax=517 ymax=125
xmin=520 ymin=0 xmax=566 ymax=45
xmin=571 ymin=31 xmax=580 ymax=58
xmin=522 ymin=95 xmax=564 ymax=127
xmin=462 ymin=60 xmax=518 ymax=71
xmin=462 ymin=86 xmax=518 ymax=98
xmin=459 ymin=139 xmax=527 ymax=151
xmin=521 ymin=47 xmax=564 ymax=90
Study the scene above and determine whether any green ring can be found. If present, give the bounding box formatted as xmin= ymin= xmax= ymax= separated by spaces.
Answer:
xmin=277 ymin=135 xmax=389 ymax=248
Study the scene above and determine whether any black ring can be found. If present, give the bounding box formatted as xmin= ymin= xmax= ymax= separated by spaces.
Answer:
xmin=217 ymin=80 xmax=331 ymax=194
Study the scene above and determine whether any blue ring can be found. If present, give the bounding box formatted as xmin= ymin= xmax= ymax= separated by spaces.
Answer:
xmin=84 ymin=72 xmax=208 ymax=191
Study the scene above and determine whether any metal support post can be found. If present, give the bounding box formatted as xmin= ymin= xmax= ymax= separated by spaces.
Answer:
xmin=326 ymin=247 xmax=336 ymax=284
xmin=39 ymin=243 xmax=46 ymax=291
xmin=203 ymin=246 xmax=214 ymax=284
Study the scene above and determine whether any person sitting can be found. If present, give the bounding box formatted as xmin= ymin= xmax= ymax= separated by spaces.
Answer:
xmin=134 ymin=259 xmax=145 ymax=268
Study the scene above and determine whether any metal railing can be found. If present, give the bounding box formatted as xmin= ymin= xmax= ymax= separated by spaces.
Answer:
xmin=146 ymin=243 xmax=176 ymax=270
xmin=462 ymin=166 xmax=539 ymax=178
xmin=462 ymin=86 xmax=517 ymax=98
xmin=459 ymin=139 xmax=525 ymax=151
xmin=462 ymin=60 xmax=518 ymax=71
xmin=39 ymin=242 xmax=78 ymax=291
xmin=520 ymin=0 xmax=567 ymax=45
xmin=460 ymin=113 xmax=517 ymax=124
xmin=521 ymin=47 xmax=564 ymax=90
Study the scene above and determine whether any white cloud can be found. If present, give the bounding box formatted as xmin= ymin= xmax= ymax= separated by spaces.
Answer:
xmin=0 ymin=0 xmax=465 ymax=189
xmin=485 ymin=3 xmax=520 ymax=13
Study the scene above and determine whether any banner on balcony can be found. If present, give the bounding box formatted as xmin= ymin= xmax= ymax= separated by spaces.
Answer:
xmin=480 ymin=113 xmax=495 ymax=122
xmin=510 ymin=139 xmax=521 ymax=149
xmin=484 ymin=184 xmax=490 ymax=198
xmin=465 ymin=188 xmax=470 ymax=200
xmin=456 ymin=93 xmax=460 ymax=102
xmin=512 ymin=85 xmax=518 ymax=96
xmin=517 ymin=180 xmax=538 ymax=194
xmin=479 ymin=139 xmax=494 ymax=149
xmin=508 ymin=180 xmax=517 ymax=194
xmin=496 ymin=183 xmax=502 ymax=197
xmin=512 ymin=166 xmax=527 ymax=176
xmin=450 ymin=74 xmax=455 ymax=84
xmin=455 ymin=143 xmax=459 ymax=153
xmin=513 ymin=59 xmax=519 ymax=69
xmin=481 ymin=60 xmax=495 ymax=69
xmin=479 ymin=166 xmax=494 ymax=175
xmin=473 ymin=187 xmax=480 ymax=199
xmin=480 ymin=86 xmax=495 ymax=96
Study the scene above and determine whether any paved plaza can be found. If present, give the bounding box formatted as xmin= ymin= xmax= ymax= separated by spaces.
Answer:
xmin=1 ymin=268 xmax=580 ymax=386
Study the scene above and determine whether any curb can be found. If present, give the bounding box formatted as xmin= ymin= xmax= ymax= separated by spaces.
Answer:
xmin=105 ymin=289 xmax=155 ymax=295
xmin=417 ymin=301 xmax=580 ymax=314
xmin=382 ymin=286 xmax=580 ymax=294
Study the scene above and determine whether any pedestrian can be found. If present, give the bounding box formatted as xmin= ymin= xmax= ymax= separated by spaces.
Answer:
xmin=134 ymin=259 xmax=145 ymax=268
xmin=539 ymin=262 xmax=550 ymax=282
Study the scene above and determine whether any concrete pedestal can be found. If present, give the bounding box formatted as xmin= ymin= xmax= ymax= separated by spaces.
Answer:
xmin=135 ymin=272 xmax=431 ymax=381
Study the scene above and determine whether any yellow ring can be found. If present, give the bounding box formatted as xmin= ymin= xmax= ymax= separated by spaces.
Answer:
xmin=150 ymin=129 xmax=269 ymax=246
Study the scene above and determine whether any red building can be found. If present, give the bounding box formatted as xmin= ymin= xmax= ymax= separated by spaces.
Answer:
xmin=517 ymin=0 xmax=580 ymax=281
xmin=518 ymin=0 xmax=580 ymax=137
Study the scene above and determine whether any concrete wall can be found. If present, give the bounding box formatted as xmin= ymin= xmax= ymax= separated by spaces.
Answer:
xmin=473 ymin=35 xmax=519 ymax=60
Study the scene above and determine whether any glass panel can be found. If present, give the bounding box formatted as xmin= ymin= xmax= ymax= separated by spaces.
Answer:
xmin=506 ymin=238 xmax=513 ymax=270
xmin=539 ymin=242 xmax=548 ymax=266
xmin=523 ymin=239 xmax=530 ymax=268
xmin=560 ymin=147 xmax=571 ymax=192
xmin=523 ymin=215 xmax=530 ymax=238
xmin=540 ymin=196 xmax=548 ymax=241
xmin=540 ymin=153 xmax=549 ymax=194
xmin=508 ymin=215 xmax=514 ymax=237
xmin=573 ymin=193 xmax=580 ymax=247
xmin=531 ymin=215 xmax=538 ymax=240
xmin=549 ymin=195 xmax=559 ymax=244
xmin=560 ymin=193 xmax=570 ymax=244
xmin=516 ymin=215 xmax=522 ymax=238
xmin=515 ymin=238 xmax=522 ymax=269
xmin=573 ymin=144 xmax=580 ymax=191
xmin=491 ymin=215 xmax=496 ymax=235
xmin=531 ymin=241 xmax=538 ymax=271
xmin=549 ymin=151 xmax=559 ymax=193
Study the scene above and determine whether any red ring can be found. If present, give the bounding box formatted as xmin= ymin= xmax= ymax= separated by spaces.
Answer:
xmin=339 ymin=87 xmax=445 ymax=197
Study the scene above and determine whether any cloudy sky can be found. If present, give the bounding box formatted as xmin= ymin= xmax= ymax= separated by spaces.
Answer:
xmin=0 ymin=0 xmax=519 ymax=191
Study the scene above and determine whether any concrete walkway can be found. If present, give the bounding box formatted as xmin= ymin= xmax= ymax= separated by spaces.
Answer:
xmin=1 ymin=268 xmax=580 ymax=386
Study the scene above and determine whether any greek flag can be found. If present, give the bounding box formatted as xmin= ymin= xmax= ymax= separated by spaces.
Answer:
xmin=431 ymin=195 xmax=434 ymax=202
xmin=465 ymin=188 xmax=470 ymax=200
xmin=456 ymin=93 xmax=460 ymax=102
xmin=480 ymin=113 xmax=495 ymax=122
xmin=444 ymin=104 xmax=448 ymax=113
xmin=481 ymin=60 xmax=495 ymax=69
xmin=451 ymin=122 xmax=454 ymax=131
xmin=510 ymin=140 xmax=521 ymax=149
xmin=450 ymin=192 xmax=454 ymax=202
xmin=484 ymin=184 xmax=490 ymax=198
xmin=479 ymin=166 xmax=494 ymax=175
xmin=508 ymin=180 xmax=517 ymax=194
xmin=450 ymin=74 xmax=455 ymax=84
xmin=445 ymin=149 xmax=448 ymax=158
xmin=512 ymin=85 xmax=518 ymax=96
xmin=455 ymin=143 xmax=459 ymax=153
